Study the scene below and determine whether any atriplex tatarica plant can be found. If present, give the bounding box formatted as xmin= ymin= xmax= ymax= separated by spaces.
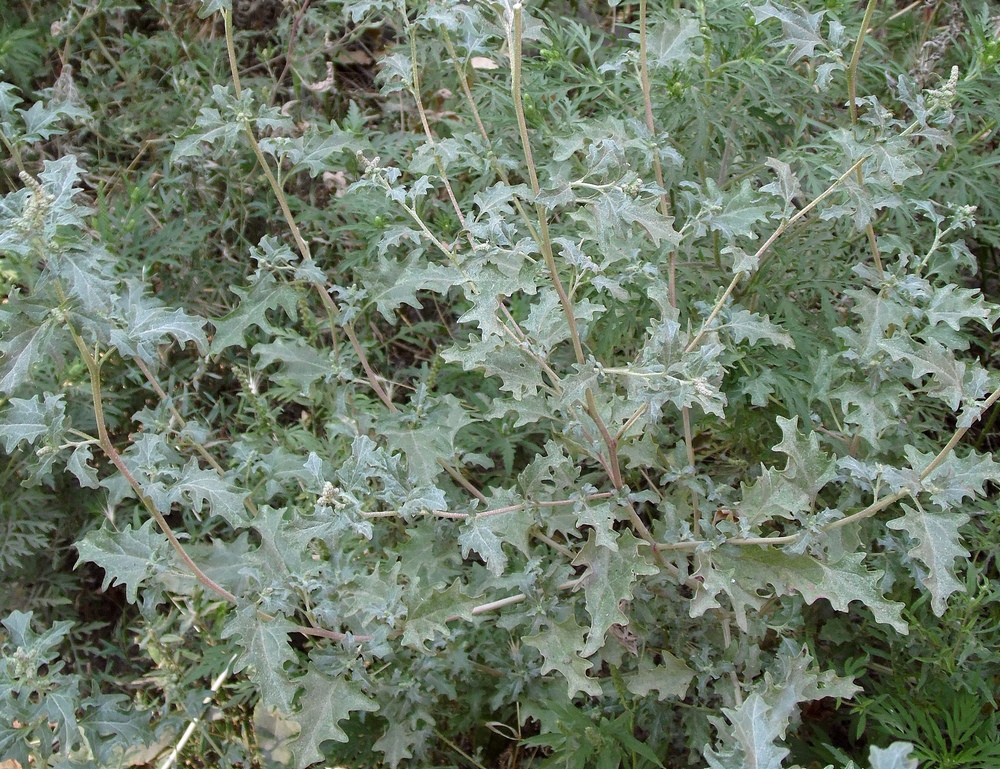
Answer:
xmin=2 ymin=0 xmax=1000 ymax=766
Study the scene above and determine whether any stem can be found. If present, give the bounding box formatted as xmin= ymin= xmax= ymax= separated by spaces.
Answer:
xmin=221 ymin=16 xmax=399 ymax=412
xmin=441 ymin=28 xmax=540 ymax=238
xmin=442 ymin=30 xmax=490 ymax=141
xmin=439 ymin=458 xmax=488 ymax=503
xmin=360 ymin=492 xmax=616 ymax=520
xmin=638 ymin=0 xmax=671 ymax=233
xmin=268 ymin=0 xmax=312 ymax=107
xmin=159 ymin=654 xmax=237 ymax=769
xmin=409 ymin=31 xmax=468 ymax=233
xmin=686 ymin=155 xmax=867 ymax=353
xmin=133 ymin=356 xmax=259 ymax=517
xmin=223 ymin=9 xmax=242 ymax=99
xmin=846 ymin=0 xmax=884 ymax=271
xmin=68 ymin=326 xmax=237 ymax=604
xmin=509 ymin=4 xmax=584 ymax=366
xmin=918 ymin=383 xmax=1000 ymax=480
xmin=846 ymin=0 xmax=878 ymax=126
xmin=509 ymin=3 xmax=630 ymax=515
xmin=77 ymin=331 xmax=372 ymax=642
xmin=470 ymin=577 xmax=584 ymax=615
xmin=586 ymin=389 xmax=623 ymax=489
xmin=638 ymin=0 xmax=696 ymax=532
xmin=0 ymin=128 xmax=26 ymax=176
xmin=683 ymin=407 xmax=700 ymax=537
xmin=533 ymin=530 xmax=575 ymax=559
xmin=659 ymin=382 xmax=1000 ymax=549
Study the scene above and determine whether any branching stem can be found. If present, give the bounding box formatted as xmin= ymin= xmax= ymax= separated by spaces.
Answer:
xmin=686 ymin=156 xmax=867 ymax=354
xmin=658 ymin=381 xmax=1000 ymax=550
xmin=221 ymin=15 xmax=397 ymax=412
xmin=846 ymin=0 xmax=884 ymax=271
xmin=509 ymin=4 xmax=583 ymax=366
xmin=67 ymin=325 xmax=237 ymax=604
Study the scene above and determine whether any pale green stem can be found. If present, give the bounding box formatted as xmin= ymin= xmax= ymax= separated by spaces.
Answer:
xmin=508 ymin=4 xmax=633 ymax=512
xmin=846 ymin=0 xmax=879 ymax=125
xmin=132 ymin=355 xmax=260 ymax=517
xmin=510 ymin=4 xmax=584 ymax=366
xmin=639 ymin=0 xmax=694 ymax=532
xmin=67 ymin=323 xmax=237 ymax=604
xmin=685 ymin=156 xmax=867 ymax=354
xmin=409 ymin=31 xmax=468 ymax=232
xmin=659 ymin=381 xmax=1000 ymax=549
xmin=846 ymin=0 xmax=884 ymax=271
xmin=441 ymin=27 xmax=540 ymax=240
xmin=221 ymin=14 xmax=399 ymax=412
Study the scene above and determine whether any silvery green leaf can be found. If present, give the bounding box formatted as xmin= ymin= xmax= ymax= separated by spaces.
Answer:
xmin=109 ymin=281 xmax=208 ymax=363
xmin=210 ymin=272 xmax=301 ymax=353
xmin=290 ymin=668 xmax=378 ymax=769
xmin=634 ymin=15 xmax=702 ymax=70
xmin=737 ymin=465 xmax=811 ymax=531
xmin=0 ymin=392 xmax=66 ymax=452
xmin=18 ymin=99 xmax=89 ymax=143
xmin=524 ymin=616 xmax=602 ymax=698
xmin=760 ymin=157 xmax=802 ymax=207
xmin=366 ymin=258 xmax=463 ymax=322
xmin=0 ymin=81 xmax=22 ymax=117
xmin=66 ymin=443 xmax=100 ymax=489
xmin=253 ymin=338 xmax=341 ymax=393
xmin=442 ymin=336 xmax=546 ymax=401
xmin=373 ymin=721 xmax=418 ymax=769
xmin=573 ymin=531 xmax=658 ymax=656
xmin=376 ymin=53 xmax=414 ymax=95
xmin=741 ymin=548 xmax=908 ymax=633
xmin=750 ymin=0 xmax=827 ymax=64
xmin=869 ymin=742 xmax=918 ymax=769
xmin=74 ymin=520 xmax=168 ymax=608
xmin=706 ymin=642 xmax=858 ymax=769
xmin=401 ymin=579 xmax=478 ymax=651
xmin=221 ymin=603 xmax=299 ymax=713
xmin=198 ymin=0 xmax=231 ymax=17
xmin=380 ymin=394 xmax=473 ymax=485
xmin=704 ymin=179 xmax=773 ymax=240
xmin=459 ymin=515 xmax=508 ymax=576
xmin=887 ymin=503 xmax=969 ymax=615
xmin=772 ymin=416 xmax=838 ymax=499
xmin=625 ymin=653 xmax=695 ymax=701
xmin=170 ymin=459 xmax=249 ymax=528
xmin=724 ymin=308 xmax=794 ymax=348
